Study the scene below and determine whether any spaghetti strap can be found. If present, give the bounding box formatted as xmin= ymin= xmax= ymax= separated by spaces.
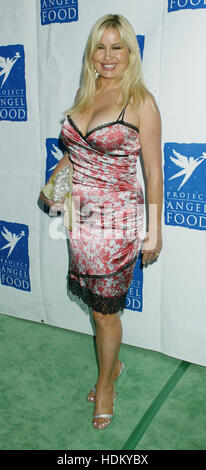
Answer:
xmin=116 ymin=101 xmax=129 ymax=122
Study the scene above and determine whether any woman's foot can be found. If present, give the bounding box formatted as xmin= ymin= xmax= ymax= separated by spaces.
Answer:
xmin=92 ymin=382 xmax=116 ymax=430
xmin=87 ymin=359 xmax=122 ymax=403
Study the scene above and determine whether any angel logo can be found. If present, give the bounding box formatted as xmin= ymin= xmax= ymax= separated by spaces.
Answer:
xmin=164 ymin=143 xmax=206 ymax=231
xmin=0 ymin=52 xmax=20 ymax=88
xmin=0 ymin=226 xmax=25 ymax=258
xmin=0 ymin=221 xmax=31 ymax=291
xmin=0 ymin=45 xmax=27 ymax=121
xmin=168 ymin=149 xmax=206 ymax=191
xmin=41 ymin=0 xmax=78 ymax=25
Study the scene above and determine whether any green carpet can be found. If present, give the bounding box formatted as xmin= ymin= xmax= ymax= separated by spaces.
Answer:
xmin=0 ymin=313 xmax=205 ymax=450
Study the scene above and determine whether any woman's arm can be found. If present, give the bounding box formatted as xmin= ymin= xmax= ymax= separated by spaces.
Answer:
xmin=46 ymin=150 xmax=72 ymax=180
xmin=138 ymin=93 xmax=163 ymax=265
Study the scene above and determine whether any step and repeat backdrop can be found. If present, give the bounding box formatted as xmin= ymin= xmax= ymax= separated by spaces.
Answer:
xmin=0 ymin=0 xmax=205 ymax=366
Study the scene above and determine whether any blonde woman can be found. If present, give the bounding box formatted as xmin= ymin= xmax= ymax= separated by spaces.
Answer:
xmin=40 ymin=14 xmax=163 ymax=430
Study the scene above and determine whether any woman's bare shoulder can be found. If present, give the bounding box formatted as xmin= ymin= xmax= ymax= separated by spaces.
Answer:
xmin=139 ymin=91 xmax=160 ymax=118
xmin=138 ymin=91 xmax=162 ymax=136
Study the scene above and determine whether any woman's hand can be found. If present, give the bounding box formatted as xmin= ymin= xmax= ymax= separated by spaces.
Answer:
xmin=39 ymin=191 xmax=66 ymax=210
xmin=141 ymin=227 xmax=162 ymax=266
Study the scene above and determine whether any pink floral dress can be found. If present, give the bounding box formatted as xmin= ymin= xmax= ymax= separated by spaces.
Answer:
xmin=61 ymin=105 xmax=144 ymax=314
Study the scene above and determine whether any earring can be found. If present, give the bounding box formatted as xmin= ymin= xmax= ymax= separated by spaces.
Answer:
xmin=94 ymin=68 xmax=99 ymax=80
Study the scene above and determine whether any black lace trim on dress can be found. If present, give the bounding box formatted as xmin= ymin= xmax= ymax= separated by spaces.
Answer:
xmin=68 ymin=277 xmax=127 ymax=315
xmin=68 ymin=254 xmax=138 ymax=279
xmin=67 ymin=115 xmax=139 ymax=140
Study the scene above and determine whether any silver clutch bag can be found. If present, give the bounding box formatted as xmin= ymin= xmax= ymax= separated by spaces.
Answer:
xmin=52 ymin=165 xmax=71 ymax=202
xmin=41 ymin=163 xmax=75 ymax=231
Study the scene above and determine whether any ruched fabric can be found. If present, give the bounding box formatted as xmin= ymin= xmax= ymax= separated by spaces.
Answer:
xmin=61 ymin=109 xmax=144 ymax=314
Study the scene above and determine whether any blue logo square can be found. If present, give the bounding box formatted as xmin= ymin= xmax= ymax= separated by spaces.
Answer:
xmin=42 ymin=137 xmax=67 ymax=214
xmin=45 ymin=137 xmax=66 ymax=183
xmin=168 ymin=0 xmax=206 ymax=12
xmin=41 ymin=0 xmax=78 ymax=25
xmin=126 ymin=253 xmax=143 ymax=312
xmin=136 ymin=35 xmax=145 ymax=61
xmin=0 ymin=221 xmax=31 ymax=291
xmin=0 ymin=44 xmax=27 ymax=121
xmin=164 ymin=143 xmax=206 ymax=231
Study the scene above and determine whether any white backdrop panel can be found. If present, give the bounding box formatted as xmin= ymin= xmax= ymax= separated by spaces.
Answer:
xmin=0 ymin=0 xmax=205 ymax=367
xmin=0 ymin=0 xmax=45 ymax=323
xmin=159 ymin=5 xmax=206 ymax=365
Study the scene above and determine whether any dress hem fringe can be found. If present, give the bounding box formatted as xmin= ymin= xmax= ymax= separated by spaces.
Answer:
xmin=68 ymin=276 xmax=127 ymax=314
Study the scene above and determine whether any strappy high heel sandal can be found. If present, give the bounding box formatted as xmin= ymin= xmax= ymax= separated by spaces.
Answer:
xmin=86 ymin=361 xmax=125 ymax=403
xmin=92 ymin=393 xmax=117 ymax=430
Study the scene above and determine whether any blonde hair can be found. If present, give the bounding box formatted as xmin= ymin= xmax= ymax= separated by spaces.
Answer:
xmin=64 ymin=13 xmax=150 ymax=117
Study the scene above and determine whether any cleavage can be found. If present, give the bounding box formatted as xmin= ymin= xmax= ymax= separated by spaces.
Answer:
xmin=74 ymin=108 xmax=121 ymax=137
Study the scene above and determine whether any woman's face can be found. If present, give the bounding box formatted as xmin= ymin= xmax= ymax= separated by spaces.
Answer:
xmin=92 ymin=27 xmax=130 ymax=81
